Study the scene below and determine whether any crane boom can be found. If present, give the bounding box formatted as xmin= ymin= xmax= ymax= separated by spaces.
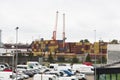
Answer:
xmin=63 ymin=13 xmax=66 ymax=48
xmin=52 ymin=11 xmax=58 ymax=40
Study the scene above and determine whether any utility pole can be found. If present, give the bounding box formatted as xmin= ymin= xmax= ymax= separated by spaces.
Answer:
xmin=12 ymin=45 xmax=15 ymax=80
xmin=99 ymin=38 xmax=103 ymax=66
xmin=94 ymin=30 xmax=97 ymax=80
xmin=15 ymin=27 xmax=19 ymax=80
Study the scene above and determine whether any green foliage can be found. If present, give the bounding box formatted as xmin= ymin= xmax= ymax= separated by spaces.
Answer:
xmin=110 ymin=39 xmax=118 ymax=44
xmin=84 ymin=39 xmax=90 ymax=43
xmin=48 ymin=53 xmax=54 ymax=63
xmin=98 ymin=56 xmax=107 ymax=64
xmin=85 ymin=53 xmax=91 ymax=62
xmin=58 ymin=56 xmax=65 ymax=62
xmin=18 ymin=53 xmax=23 ymax=57
xmin=28 ymin=53 xmax=33 ymax=57
xmin=80 ymin=40 xmax=84 ymax=43
xmin=72 ymin=57 xmax=79 ymax=63
xmin=80 ymin=39 xmax=90 ymax=43
xmin=37 ymin=54 xmax=43 ymax=57
xmin=101 ymin=56 xmax=107 ymax=64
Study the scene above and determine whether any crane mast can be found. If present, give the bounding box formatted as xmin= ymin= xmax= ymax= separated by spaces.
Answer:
xmin=63 ymin=13 xmax=66 ymax=49
xmin=52 ymin=11 xmax=58 ymax=40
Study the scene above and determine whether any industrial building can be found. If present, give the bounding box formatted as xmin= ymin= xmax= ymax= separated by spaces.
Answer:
xmin=107 ymin=44 xmax=120 ymax=64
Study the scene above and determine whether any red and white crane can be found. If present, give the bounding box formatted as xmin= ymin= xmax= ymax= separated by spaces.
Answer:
xmin=52 ymin=11 xmax=58 ymax=40
xmin=52 ymin=11 xmax=66 ymax=47
xmin=63 ymin=13 xmax=66 ymax=48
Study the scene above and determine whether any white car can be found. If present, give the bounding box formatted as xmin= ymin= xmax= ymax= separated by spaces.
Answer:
xmin=59 ymin=76 xmax=78 ymax=80
xmin=0 ymin=64 xmax=7 ymax=71
xmin=75 ymin=73 xmax=86 ymax=80
xmin=16 ymin=65 xmax=28 ymax=72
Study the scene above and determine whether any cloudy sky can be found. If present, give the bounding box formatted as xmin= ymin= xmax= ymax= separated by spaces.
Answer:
xmin=0 ymin=0 xmax=120 ymax=44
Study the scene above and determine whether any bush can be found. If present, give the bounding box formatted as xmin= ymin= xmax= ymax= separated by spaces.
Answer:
xmin=72 ymin=57 xmax=79 ymax=63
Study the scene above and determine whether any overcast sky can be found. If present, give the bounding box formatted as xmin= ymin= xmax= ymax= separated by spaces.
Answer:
xmin=0 ymin=0 xmax=120 ymax=44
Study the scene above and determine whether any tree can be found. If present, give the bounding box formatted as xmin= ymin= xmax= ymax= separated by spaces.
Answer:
xmin=17 ymin=53 xmax=23 ymax=57
xmin=98 ymin=56 xmax=107 ymax=64
xmin=48 ymin=53 xmax=54 ymax=63
xmin=28 ymin=53 xmax=33 ymax=57
xmin=80 ymin=40 xmax=84 ymax=43
xmin=110 ymin=39 xmax=118 ymax=44
xmin=80 ymin=39 xmax=90 ymax=43
xmin=84 ymin=39 xmax=90 ymax=43
xmin=85 ymin=54 xmax=91 ymax=62
xmin=72 ymin=57 xmax=79 ymax=63
xmin=57 ymin=56 xmax=65 ymax=62
xmin=101 ymin=56 xmax=107 ymax=64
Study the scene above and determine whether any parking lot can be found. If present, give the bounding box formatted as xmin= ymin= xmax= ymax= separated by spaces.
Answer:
xmin=25 ymin=74 xmax=94 ymax=80
xmin=86 ymin=74 xmax=94 ymax=80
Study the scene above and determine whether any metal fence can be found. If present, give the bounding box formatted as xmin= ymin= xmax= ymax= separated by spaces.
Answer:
xmin=0 ymin=56 xmax=40 ymax=66
xmin=96 ymin=67 xmax=120 ymax=80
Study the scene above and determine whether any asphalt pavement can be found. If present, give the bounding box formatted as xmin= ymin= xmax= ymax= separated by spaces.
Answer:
xmin=24 ymin=74 xmax=94 ymax=80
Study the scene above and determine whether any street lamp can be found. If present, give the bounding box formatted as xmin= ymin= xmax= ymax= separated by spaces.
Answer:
xmin=94 ymin=30 xmax=96 ymax=80
xmin=11 ymin=45 xmax=15 ymax=80
xmin=15 ymin=27 xmax=19 ymax=80
xmin=99 ymin=38 xmax=103 ymax=66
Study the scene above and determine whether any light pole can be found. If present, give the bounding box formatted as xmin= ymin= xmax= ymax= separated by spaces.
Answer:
xmin=99 ymin=38 xmax=103 ymax=66
xmin=94 ymin=30 xmax=96 ymax=80
xmin=15 ymin=27 xmax=19 ymax=80
xmin=11 ymin=45 xmax=15 ymax=80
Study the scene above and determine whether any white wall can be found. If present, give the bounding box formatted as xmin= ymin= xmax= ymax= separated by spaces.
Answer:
xmin=0 ymin=48 xmax=28 ymax=56
xmin=0 ymin=48 xmax=6 ymax=55
xmin=107 ymin=44 xmax=120 ymax=51
xmin=5 ymin=49 xmax=27 ymax=53
xmin=107 ymin=44 xmax=120 ymax=64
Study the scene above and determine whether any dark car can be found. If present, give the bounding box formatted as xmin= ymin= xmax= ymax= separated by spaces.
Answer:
xmin=23 ymin=70 xmax=34 ymax=77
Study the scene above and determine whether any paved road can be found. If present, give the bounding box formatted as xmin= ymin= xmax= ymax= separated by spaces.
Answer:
xmin=24 ymin=78 xmax=32 ymax=80
xmin=86 ymin=75 xmax=94 ymax=80
xmin=24 ymin=74 xmax=94 ymax=80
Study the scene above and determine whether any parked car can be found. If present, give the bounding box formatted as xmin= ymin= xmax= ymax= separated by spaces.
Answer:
xmin=23 ymin=70 xmax=34 ymax=77
xmin=33 ymin=74 xmax=58 ymax=80
xmin=16 ymin=65 xmax=27 ymax=72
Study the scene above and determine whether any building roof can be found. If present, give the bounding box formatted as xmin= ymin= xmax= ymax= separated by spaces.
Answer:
xmin=4 ymin=43 xmax=30 ymax=49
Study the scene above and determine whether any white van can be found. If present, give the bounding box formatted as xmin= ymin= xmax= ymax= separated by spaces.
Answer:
xmin=16 ymin=65 xmax=28 ymax=72
xmin=27 ymin=61 xmax=42 ymax=70
xmin=0 ymin=71 xmax=15 ymax=80
xmin=49 ymin=64 xmax=58 ymax=70
xmin=72 ymin=64 xmax=94 ymax=74
xmin=49 ymin=63 xmax=71 ymax=71
xmin=33 ymin=74 xmax=58 ymax=80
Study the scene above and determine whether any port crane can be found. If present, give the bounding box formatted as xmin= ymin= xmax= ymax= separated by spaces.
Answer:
xmin=52 ymin=11 xmax=66 ymax=52
xmin=63 ymin=13 xmax=66 ymax=48
xmin=52 ymin=11 xmax=58 ymax=40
